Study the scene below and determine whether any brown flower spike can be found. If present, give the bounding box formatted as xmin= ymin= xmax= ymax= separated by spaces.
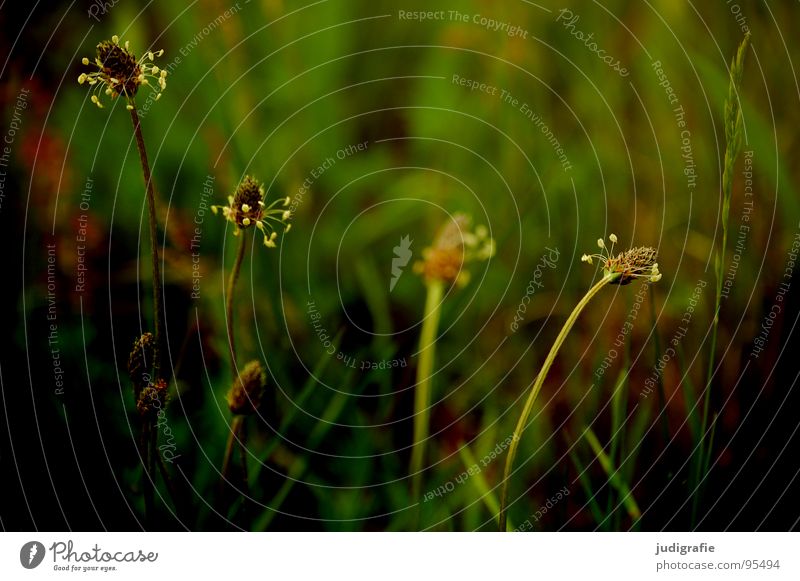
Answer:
xmin=78 ymin=35 xmax=167 ymax=109
xmin=136 ymin=379 xmax=168 ymax=420
xmin=128 ymin=332 xmax=156 ymax=397
xmin=227 ymin=360 xmax=267 ymax=415
xmin=581 ymin=233 xmax=661 ymax=285
xmin=414 ymin=213 xmax=495 ymax=286
xmin=211 ymin=176 xmax=292 ymax=248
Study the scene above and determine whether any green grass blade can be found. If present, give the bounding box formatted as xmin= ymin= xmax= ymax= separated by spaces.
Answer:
xmin=567 ymin=440 xmax=606 ymax=528
xmin=649 ymin=286 xmax=670 ymax=443
xmin=677 ymin=343 xmax=700 ymax=442
xmin=583 ymin=427 xmax=641 ymax=523
xmin=249 ymin=330 xmax=343 ymax=487
xmin=354 ymin=257 xmax=393 ymax=336
xmin=608 ymin=366 xmax=629 ymax=529
xmin=457 ymin=444 xmax=515 ymax=531
xmin=253 ymin=366 xmax=364 ymax=530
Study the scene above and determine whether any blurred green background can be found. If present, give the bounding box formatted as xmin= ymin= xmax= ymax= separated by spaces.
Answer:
xmin=3 ymin=0 xmax=800 ymax=531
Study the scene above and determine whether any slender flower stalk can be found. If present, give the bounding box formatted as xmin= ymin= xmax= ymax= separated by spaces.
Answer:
xmin=212 ymin=176 xmax=291 ymax=490
xmin=498 ymin=235 xmax=661 ymax=531
xmin=79 ymin=35 xmax=170 ymax=524
xmin=694 ymin=32 xmax=751 ymax=523
xmin=409 ymin=277 xmax=444 ymax=510
xmin=212 ymin=175 xmax=292 ymax=373
xmin=78 ymin=37 xmax=169 ymax=367
xmin=410 ymin=214 xmax=494 ymax=524
xmin=130 ymin=107 xmax=165 ymax=373
xmin=220 ymin=232 xmax=247 ymax=488
xmin=222 ymin=361 xmax=267 ymax=489
xmin=128 ymin=334 xmax=157 ymax=514
xmin=222 ymin=415 xmax=246 ymax=485
xmin=135 ymin=378 xmax=169 ymax=522
xmin=225 ymin=233 xmax=247 ymax=373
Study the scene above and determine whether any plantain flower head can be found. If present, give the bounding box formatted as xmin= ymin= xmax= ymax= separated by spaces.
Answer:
xmin=128 ymin=332 xmax=156 ymax=398
xmin=414 ymin=213 xmax=495 ymax=287
xmin=78 ymin=35 xmax=167 ymax=110
xmin=211 ymin=175 xmax=292 ymax=248
xmin=581 ymin=233 xmax=661 ymax=285
xmin=136 ymin=379 xmax=168 ymax=420
xmin=227 ymin=360 xmax=267 ymax=415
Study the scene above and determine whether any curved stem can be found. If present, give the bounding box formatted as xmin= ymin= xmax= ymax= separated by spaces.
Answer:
xmin=410 ymin=278 xmax=444 ymax=526
xmin=129 ymin=106 xmax=165 ymax=375
xmin=499 ymin=274 xmax=613 ymax=531
xmin=225 ymin=232 xmax=247 ymax=373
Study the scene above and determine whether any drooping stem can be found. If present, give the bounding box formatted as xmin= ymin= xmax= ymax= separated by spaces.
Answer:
xmin=129 ymin=106 xmax=165 ymax=375
xmin=226 ymin=232 xmax=247 ymax=373
xmin=499 ymin=274 xmax=614 ymax=531
xmin=410 ymin=278 xmax=445 ymax=522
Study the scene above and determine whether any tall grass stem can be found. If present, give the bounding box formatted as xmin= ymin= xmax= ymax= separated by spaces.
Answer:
xmin=694 ymin=32 xmax=750 ymax=523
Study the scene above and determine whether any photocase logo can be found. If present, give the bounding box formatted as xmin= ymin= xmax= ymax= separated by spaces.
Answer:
xmin=389 ymin=235 xmax=413 ymax=292
xmin=20 ymin=541 xmax=46 ymax=569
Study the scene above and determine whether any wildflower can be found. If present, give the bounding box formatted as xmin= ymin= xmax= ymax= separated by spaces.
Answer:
xmin=581 ymin=233 xmax=661 ymax=284
xmin=500 ymin=233 xmax=662 ymax=531
xmin=227 ymin=360 xmax=267 ymax=415
xmin=414 ymin=213 xmax=495 ymax=286
xmin=78 ymin=35 xmax=167 ymax=109
xmin=211 ymin=176 xmax=292 ymax=248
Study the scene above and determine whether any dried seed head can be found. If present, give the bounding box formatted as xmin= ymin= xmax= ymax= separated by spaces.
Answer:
xmin=136 ymin=379 xmax=168 ymax=421
xmin=227 ymin=360 xmax=267 ymax=415
xmin=415 ymin=247 xmax=464 ymax=284
xmin=78 ymin=35 xmax=167 ymax=109
xmin=414 ymin=213 xmax=494 ymax=286
xmin=582 ymin=234 xmax=662 ymax=284
xmin=128 ymin=332 xmax=156 ymax=398
xmin=608 ymin=246 xmax=659 ymax=285
xmin=211 ymin=176 xmax=292 ymax=248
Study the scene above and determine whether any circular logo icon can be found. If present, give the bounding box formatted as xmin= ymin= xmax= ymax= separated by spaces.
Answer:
xmin=20 ymin=541 xmax=46 ymax=569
